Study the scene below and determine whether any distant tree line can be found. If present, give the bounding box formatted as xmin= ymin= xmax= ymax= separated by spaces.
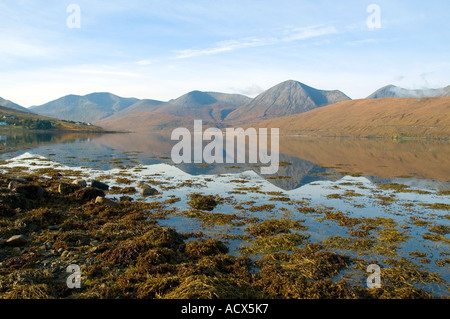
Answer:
xmin=22 ymin=119 xmax=53 ymax=130
xmin=0 ymin=114 xmax=54 ymax=130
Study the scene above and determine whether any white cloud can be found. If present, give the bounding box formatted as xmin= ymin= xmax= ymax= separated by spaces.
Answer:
xmin=0 ymin=35 xmax=53 ymax=59
xmin=173 ymin=25 xmax=338 ymax=59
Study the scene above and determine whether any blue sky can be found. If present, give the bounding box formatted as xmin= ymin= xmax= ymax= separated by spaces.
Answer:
xmin=0 ymin=0 xmax=449 ymax=107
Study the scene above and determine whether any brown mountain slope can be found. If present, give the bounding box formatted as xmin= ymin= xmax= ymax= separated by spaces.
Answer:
xmin=254 ymin=97 xmax=450 ymax=138
xmin=96 ymin=91 xmax=250 ymax=132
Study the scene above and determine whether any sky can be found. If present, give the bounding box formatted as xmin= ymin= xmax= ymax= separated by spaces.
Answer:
xmin=0 ymin=0 xmax=449 ymax=107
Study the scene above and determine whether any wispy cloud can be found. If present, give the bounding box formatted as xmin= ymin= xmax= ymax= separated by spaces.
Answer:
xmin=174 ymin=25 xmax=338 ymax=59
xmin=0 ymin=35 xmax=54 ymax=59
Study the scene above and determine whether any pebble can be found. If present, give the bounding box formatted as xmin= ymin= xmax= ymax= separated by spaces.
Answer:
xmin=6 ymin=234 xmax=28 ymax=247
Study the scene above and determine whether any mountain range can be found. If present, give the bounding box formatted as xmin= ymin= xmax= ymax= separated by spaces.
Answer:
xmin=2 ymin=80 xmax=449 ymax=137
xmin=30 ymin=93 xmax=140 ymax=123
xmin=0 ymin=97 xmax=31 ymax=113
xmin=367 ymin=84 xmax=450 ymax=99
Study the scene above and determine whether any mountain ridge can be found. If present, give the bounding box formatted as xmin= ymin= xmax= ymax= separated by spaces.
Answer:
xmin=367 ymin=84 xmax=450 ymax=99
xmin=0 ymin=97 xmax=32 ymax=113
xmin=225 ymin=80 xmax=351 ymax=123
xmin=31 ymin=92 xmax=140 ymax=122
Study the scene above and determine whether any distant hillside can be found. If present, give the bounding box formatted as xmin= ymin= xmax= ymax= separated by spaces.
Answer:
xmin=104 ymin=99 xmax=165 ymax=120
xmin=163 ymin=91 xmax=251 ymax=122
xmin=255 ymin=97 xmax=450 ymax=139
xmin=225 ymin=80 xmax=351 ymax=123
xmin=31 ymin=92 xmax=139 ymax=122
xmin=367 ymin=85 xmax=450 ymax=99
xmin=97 ymin=91 xmax=251 ymax=131
xmin=0 ymin=105 xmax=104 ymax=132
xmin=0 ymin=97 xmax=32 ymax=113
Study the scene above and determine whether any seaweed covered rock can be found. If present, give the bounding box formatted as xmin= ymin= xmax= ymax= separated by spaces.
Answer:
xmin=185 ymin=239 xmax=229 ymax=258
xmin=58 ymin=183 xmax=78 ymax=195
xmin=187 ymin=194 xmax=219 ymax=211
xmin=95 ymin=196 xmax=118 ymax=207
xmin=141 ymin=227 xmax=185 ymax=249
xmin=14 ymin=184 xmax=44 ymax=200
xmin=74 ymin=187 xmax=105 ymax=202
xmin=0 ymin=203 xmax=15 ymax=217
xmin=0 ymin=193 xmax=29 ymax=209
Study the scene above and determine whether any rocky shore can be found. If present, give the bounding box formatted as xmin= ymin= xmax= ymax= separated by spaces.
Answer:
xmin=0 ymin=168 xmax=447 ymax=299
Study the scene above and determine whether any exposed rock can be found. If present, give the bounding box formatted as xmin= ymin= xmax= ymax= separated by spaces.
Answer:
xmin=74 ymin=187 xmax=105 ymax=202
xmin=14 ymin=184 xmax=44 ymax=200
xmin=135 ymin=181 xmax=146 ymax=188
xmin=6 ymin=235 xmax=28 ymax=247
xmin=91 ymin=180 xmax=109 ymax=191
xmin=58 ymin=183 xmax=77 ymax=195
xmin=140 ymin=186 xmax=157 ymax=196
xmin=7 ymin=180 xmax=23 ymax=190
xmin=95 ymin=196 xmax=118 ymax=207
xmin=72 ymin=179 xmax=87 ymax=188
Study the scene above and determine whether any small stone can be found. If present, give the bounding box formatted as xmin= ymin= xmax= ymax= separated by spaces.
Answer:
xmin=91 ymin=180 xmax=109 ymax=191
xmin=6 ymin=234 xmax=28 ymax=247
xmin=95 ymin=196 xmax=118 ymax=207
xmin=72 ymin=179 xmax=87 ymax=188
xmin=8 ymin=180 xmax=22 ymax=190
xmin=140 ymin=186 xmax=157 ymax=196
xmin=58 ymin=183 xmax=76 ymax=195
xmin=12 ymin=247 xmax=22 ymax=254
